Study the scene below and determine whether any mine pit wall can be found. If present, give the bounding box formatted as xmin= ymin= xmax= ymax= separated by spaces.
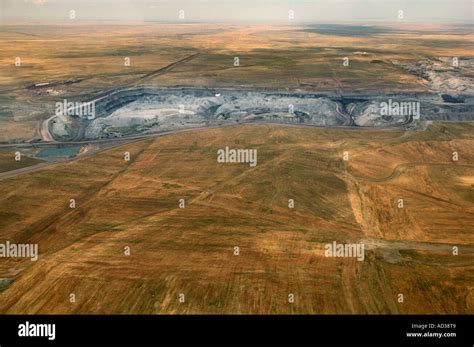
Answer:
xmin=93 ymin=87 xmax=154 ymax=118
xmin=93 ymin=87 xmax=237 ymax=118
xmin=93 ymin=87 xmax=347 ymax=119
xmin=90 ymin=88 xmax=474 ymax=130
xmin=93 ymin=87 xmax=473 ymax=115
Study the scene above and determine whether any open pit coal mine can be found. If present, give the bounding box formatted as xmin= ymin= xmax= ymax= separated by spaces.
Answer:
xmin=47 ymin=88 xmax=474 ymax=141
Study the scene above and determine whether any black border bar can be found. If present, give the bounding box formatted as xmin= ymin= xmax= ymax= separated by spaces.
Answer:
xmin=0 ymin=314 xmax=473 ymax=345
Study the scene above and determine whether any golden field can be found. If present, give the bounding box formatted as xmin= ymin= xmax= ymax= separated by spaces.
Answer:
xmin=0 ymin=123 xmax=472 ymax=314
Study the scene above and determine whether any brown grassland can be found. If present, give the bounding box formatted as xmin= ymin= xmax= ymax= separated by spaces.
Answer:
xmin=0 ymin=123 xmax=472 ymax=314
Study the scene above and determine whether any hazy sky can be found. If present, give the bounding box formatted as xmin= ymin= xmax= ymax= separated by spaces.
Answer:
xmin=1 ymin=0 xmax=473 ymax=23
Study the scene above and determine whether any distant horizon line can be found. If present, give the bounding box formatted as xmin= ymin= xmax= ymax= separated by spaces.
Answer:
xmin=1 ymin=19 xmax=473 ymax=26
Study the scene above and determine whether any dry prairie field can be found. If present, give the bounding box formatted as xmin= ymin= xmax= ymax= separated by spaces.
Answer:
xmin=0 ymin=123 xmax=472 ymax=314
xmin=1 ymin=23 xmax=472 ymax=91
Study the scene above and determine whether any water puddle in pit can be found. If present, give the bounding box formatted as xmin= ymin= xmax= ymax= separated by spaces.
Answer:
xmin=36 ymin=145 xmax=82 ymax=159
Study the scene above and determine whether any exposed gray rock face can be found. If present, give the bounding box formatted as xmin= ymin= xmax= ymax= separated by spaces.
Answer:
xmin=392 ymin=57 xmax=474 ymax=97
xmin=84 ymin=89 xmax=346 ymax=139
xmin=47 ymin=88 xmax=473 ymax=140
